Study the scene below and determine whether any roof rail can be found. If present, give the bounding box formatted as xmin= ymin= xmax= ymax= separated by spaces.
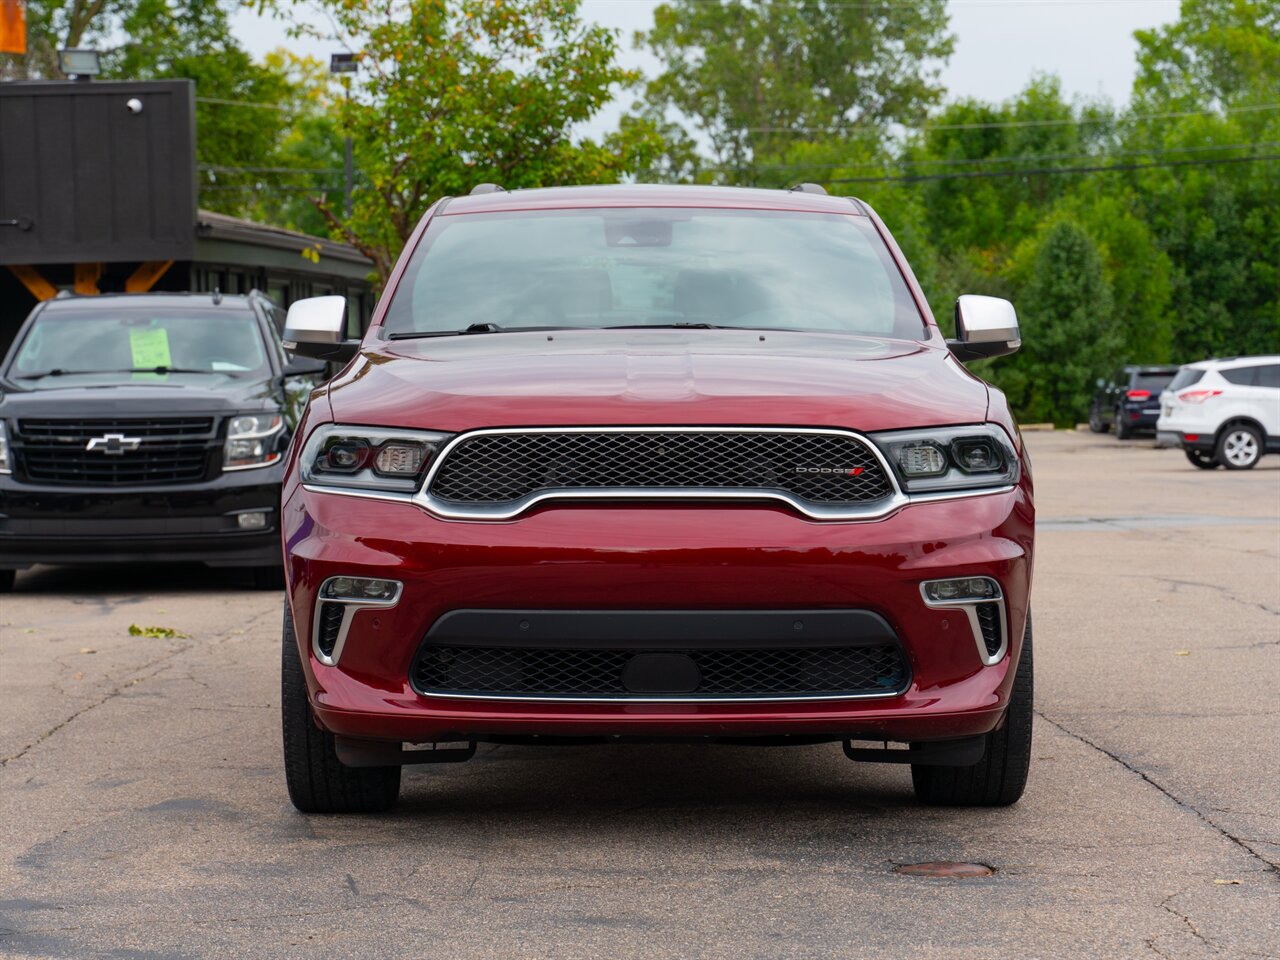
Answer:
xmin=788 ymin=182 xmax=827 ymax=196
xmin=470 ymin=183 xmax=506 ymax=196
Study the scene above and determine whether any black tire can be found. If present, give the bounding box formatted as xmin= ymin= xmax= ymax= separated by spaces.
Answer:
xmin=1088 ymin=406 xmax=1109 ymax=433
xmin=281 ymin=604 xmax=401 ymax=813
xmin=0 ymin=569 xmax=14 ymax=593
xmin=251 ymin=564 xmax=286 ymax=590
xmin=1216 ymin=423 xmax=1263 ymax=471
xmin=912 ymin=612 xmax=1033 ymax=807
xmin=1184 ymin=448 xmax=1219 ymax=470
xmin=1114 ymin=410 xmax=1131 ymax=440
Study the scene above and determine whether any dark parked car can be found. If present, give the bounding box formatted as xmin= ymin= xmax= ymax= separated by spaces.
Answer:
xmin=277 ymin=184 xmax=1035 ymax=814
xmin=0 ymin=291 xmax=325 ymax=591
xmin=1088 ymin=365 xmax=1180 ymax=438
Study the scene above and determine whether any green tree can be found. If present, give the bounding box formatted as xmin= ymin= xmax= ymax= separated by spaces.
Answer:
xmin=997 ymin=220 xmax=1121 ymax=425
xmin=298 ymin=0 xmax=664 ymax=284
xmin=637 ymin=0 xmax=953 ymax=184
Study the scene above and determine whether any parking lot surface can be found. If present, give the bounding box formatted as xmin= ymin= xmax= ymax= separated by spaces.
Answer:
xmin=1 ymin=430 xmax=1277 ymax=959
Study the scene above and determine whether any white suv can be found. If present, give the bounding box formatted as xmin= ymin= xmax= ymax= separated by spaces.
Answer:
xmin=1156 ymin=357 xmax=1280 ymax=469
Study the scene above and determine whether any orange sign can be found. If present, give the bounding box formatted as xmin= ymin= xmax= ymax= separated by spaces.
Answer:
xmin=0 ymin=0 xmax=26 ymax=55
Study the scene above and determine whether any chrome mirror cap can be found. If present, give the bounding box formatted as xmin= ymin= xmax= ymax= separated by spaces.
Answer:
xmin=282 ymin=296 xmax=360 ymax=362
xmin=949 ymin=295 xmax=1021 ymax=361
xmin=282 ymin=296 xmax=348 ymax=348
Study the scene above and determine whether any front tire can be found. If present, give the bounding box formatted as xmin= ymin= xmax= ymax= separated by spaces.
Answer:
xmin=912 ymin=612 xmax=1033 ymax=807
xmin=1088 ymin=407 xmax=1109 ymax=433
xmin=1216 ymin=424 xmax=1263 ymax=470
xmin=281 ymin=604 xmax=401 ymax=813
xmin=1185 ymin=448 xmax=1219 ymax=470
xmin=0 ymin=570 xmax=14 ymax=593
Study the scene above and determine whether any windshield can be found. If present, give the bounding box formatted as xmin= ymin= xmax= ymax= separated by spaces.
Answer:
xmin=9 ymin=306 xmax=270 ymax=381
xmin=382 ymin=208 xmax=926 ymax=340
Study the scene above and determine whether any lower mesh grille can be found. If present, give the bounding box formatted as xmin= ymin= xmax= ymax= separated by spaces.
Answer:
xmin=975 ymin=602 xmax=1002 ymax=658
xmin=317 ymin=602 xmax=346 ymax=658
xmin=411 ymin=643 xmax=909 ymax=700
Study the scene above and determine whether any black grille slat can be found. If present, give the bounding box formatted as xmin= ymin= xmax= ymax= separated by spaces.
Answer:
xmin=411 ymin=643 xmax=908 ymax=699
xmin=429 ymin=430 xmax=892 ymax=507
xmin=975 ymin=602 xmax=1002 ymax=658
xmin=317 ymin=602 xmax=347 ymax=659
xmin=14 ymin=418 xmax=217 ymax=486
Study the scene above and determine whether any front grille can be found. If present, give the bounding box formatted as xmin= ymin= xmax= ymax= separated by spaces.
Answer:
xmin=428 ymin=429 xmax=892 ymax=508
xmin=975 ymin=602 xmax=1002 ymax=658
xmin=316 ymin=602 xmax=346 ymax=659
xmin=15 ymin=418 xmax=216 ymax=486
xmin=411 ymin=643 xmax=909 ymax=700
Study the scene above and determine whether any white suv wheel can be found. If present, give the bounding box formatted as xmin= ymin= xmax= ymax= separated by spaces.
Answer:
xmin=1219 ymin=427 xmax=1261 ymax=469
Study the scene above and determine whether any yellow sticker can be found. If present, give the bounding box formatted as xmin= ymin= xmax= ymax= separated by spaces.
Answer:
xmin=129 ymin=326 xmax=171 ymax=379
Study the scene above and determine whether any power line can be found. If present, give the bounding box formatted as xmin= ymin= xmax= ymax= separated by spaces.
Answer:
xmin=713 ymin=140 xmax=1280 ymax=173
xmin=818 ymin=151 xmax=1280 ymax=184
xmin=199 ymin=164 xmax=344 ymax=175
xmin=742 ymin=102 xmax=1280 ymax=135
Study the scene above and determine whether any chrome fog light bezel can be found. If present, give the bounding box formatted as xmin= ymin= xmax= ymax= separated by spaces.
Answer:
xmin=312 ymin=577 xmax=403 ymax=666
xmin=919 ymin=576 xmax=1008 ymax=666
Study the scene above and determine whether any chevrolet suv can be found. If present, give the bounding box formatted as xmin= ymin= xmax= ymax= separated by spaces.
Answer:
xmin=279 ymin=185 xmax=1035 ymax=813
xmin=0 ymin=291 xmax=325 ymax=590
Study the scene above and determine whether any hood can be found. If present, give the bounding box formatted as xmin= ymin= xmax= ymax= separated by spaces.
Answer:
xmin=326 ymin=329 xmax=989 ymax=433
xmin=0 ymin=374 xmax=280 ymax=419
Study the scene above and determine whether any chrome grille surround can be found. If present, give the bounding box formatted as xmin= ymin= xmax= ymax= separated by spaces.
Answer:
xmin=415 ymin=426 xmax=907 ymax=522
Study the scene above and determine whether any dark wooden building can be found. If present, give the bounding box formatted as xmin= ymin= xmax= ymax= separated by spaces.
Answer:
xmin=0 ymin=78 xmax=372 ymax=354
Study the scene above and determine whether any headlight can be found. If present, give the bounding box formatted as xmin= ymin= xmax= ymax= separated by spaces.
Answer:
xmin=869 ymin=424 xmax=1019 ymax=494
xmin=223 ymin=413 xmax=284 ymax=471
xmin=300 ymin=425 xmax=452 ymax=493
xmin=0 ymin=421 xmax=10 ymax=474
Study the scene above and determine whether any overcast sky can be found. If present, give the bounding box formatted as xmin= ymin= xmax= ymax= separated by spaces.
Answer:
xmin=231 ymin=0 xmax=1184 ymax=134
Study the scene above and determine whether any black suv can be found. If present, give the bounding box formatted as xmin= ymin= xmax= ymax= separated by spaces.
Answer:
xmin=1088 ymin=365 xmax=1180 ymax=439
xmin=0 ymin=291 xmax=325 ymax=591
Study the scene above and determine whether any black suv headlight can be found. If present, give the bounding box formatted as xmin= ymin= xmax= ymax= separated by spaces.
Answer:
xmin=868 ymin=424 xmax=1020 ymax=494
xmin=300 ymin=425 xmax=453 ymax=494
xmin=223 ymin=413 xmax=284 ymax=471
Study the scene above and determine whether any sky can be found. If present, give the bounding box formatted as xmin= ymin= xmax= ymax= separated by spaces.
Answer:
xmin=231 ymin=0 xmax=1185 ymax=136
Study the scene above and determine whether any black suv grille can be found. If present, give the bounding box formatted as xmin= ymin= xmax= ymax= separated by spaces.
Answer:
xmin=428 ymin=430 xmax=892 ymax=507
xmin=15 ymin=418 xmax=216 ymax=486
xmin=411 ymin=643 xmax=908 ymax=700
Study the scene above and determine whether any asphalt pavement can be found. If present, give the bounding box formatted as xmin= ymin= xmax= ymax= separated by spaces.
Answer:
xmin=1 ymin=430 xmax=1277 ymax=959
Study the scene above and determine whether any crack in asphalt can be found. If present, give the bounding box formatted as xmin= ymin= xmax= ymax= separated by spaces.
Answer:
xmin=0 ymin=646 xmax=193 ymax=767
xmin=0 ymin=605 xmax=280 ymax=769
xmin=1037 ymin=712 xmax=1280 ymax=875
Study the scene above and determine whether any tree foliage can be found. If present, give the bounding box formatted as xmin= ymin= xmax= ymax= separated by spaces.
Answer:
xmin=637 ymin=0 xmax=953 ymax=183
xmin=301 ymin=0 xmax=664 ymax=283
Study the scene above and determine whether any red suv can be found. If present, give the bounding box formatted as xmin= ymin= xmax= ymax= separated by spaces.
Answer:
xmin=279 ymin=185 xmax=1033 ymax=813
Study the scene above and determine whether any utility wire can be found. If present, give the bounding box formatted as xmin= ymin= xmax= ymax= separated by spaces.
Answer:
xmin=819 ymin=152 xmax=1280 ymax=184
xmin=711 ymin=140 xmax=1280 ymax=173
xmin=742 ymin=102 xmax=1280 ymax=135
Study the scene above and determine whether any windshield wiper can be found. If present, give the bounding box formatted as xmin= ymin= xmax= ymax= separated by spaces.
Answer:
xmin=15 ymin=366 xmax=215 ymax=379
xmin=389 ymin=324 xmax=571 ymax=340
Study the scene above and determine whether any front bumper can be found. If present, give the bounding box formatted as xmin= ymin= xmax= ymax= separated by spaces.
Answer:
xmin=285 ymin=481 xmax=1035 ymax=745
xmin=0 ymin=466 xmax=284 ymax=569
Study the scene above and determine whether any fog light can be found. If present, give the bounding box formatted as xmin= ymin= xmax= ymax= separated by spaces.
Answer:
xmin=922 ymin=577 xmax=999 ymax=603
xmin=321 ymin=576 xmax=401 ymax=601
xmin=237 ymin=511 xmax=269 ymax=530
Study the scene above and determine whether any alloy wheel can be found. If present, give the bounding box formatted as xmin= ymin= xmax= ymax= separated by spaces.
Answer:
xmin=1222 ymin=429 xmax=1259 ymax=467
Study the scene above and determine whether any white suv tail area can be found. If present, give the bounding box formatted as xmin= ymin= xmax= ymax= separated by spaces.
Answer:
xmin=1157 ymin=356 xmax=1280 ymax=469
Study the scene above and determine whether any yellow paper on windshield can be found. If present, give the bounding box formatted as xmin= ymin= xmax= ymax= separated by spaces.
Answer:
xmin=130 ymin=326 xmax=171 ymax=379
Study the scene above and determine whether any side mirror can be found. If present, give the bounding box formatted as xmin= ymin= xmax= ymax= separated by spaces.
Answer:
xmin=282 ymin=296 xmax=360 ymax=363
xmin=947 ymin=295 xmax=1020 ymax=362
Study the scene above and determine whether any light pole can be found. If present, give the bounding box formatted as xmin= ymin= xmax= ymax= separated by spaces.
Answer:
xmin=329 ymin=53 xmax=358 ymax=219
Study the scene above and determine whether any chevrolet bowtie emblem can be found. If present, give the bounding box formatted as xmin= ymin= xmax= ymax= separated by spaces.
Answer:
xmin=85 ymin=433 xmax=142 ymax=456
